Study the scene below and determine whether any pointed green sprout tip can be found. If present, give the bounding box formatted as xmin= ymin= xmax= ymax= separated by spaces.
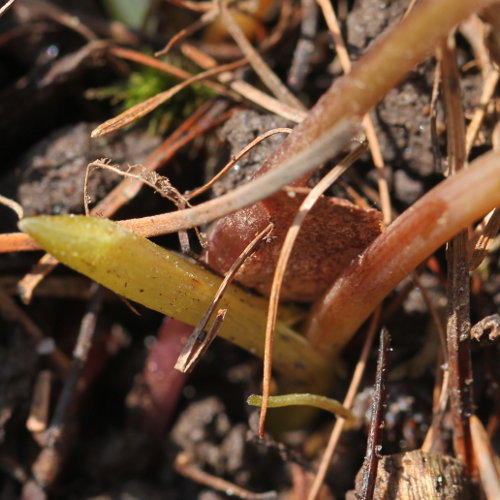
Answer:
xmin=19 ymin=215 xmax=332 ymax=393
xmin=247 ymin=393 xmax=355 ymax=427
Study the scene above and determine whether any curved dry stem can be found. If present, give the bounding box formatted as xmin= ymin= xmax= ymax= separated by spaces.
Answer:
xmin=257 ymin=142 xmax=367 ymax=437
xmin=307 ymin=150 xmax=500 ymax=356
xmin=186 ymin=127 xmax=293 ymax=199
xmin=91 ymin=58 xmax=247 ymax=137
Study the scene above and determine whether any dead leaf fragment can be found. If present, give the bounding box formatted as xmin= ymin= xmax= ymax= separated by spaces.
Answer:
xmin=207 ymin=193 xmax=382 ymax=302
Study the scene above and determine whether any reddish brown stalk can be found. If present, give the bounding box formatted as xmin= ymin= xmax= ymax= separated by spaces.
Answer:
xmin=307 ymin=150 xmax=500 ymax=357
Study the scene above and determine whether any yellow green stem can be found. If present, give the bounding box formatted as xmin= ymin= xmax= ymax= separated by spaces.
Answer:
xmin=19 ymin=215 xmax=332 ymax=393
xmin=247 ymin=393 xmax=355 ymax=427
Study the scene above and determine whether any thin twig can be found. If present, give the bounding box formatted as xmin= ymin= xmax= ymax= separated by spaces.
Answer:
xmin=439 ymin=34 xmax=474 ymax=473
xmin=155 ymin=9 xmax=218 ymax=56
xmin=217 ymin=0 xmax=305 ymax=111
xmin=469 ymin=208 xmax=500 ymax=271
xmin=316 ymin=0 xmax=393 ymax=225
xmin=174 ymin=452 xmax=277 ymax=499
xmin=27 ymin=371 xmax=51 ymax=433
xmin=430 ymin=63 xmax=444 ymax=173
xmin=307 ymin=308 xmax=381 ymax=500
xmin=187 ymin=128 xmax=293 ymax=199
xmin=0 ymin=0 xmax=17 ymax=17
xmin=0 ymin=194 xmax=24 ymax=220
xmin=109 ymin=46 xmax=240 ymax=100
xmin=91 ymin=58 xmax=247 ymax=137
xmin=359 ymin=328 xmax=390 ymax=500
xmin=180 ymin=42 xmax=307 ymax=122
xmin=84 ymin=160 xmax=189 ymax=215
xmin=465 ymin=68 xmax=499 ymax=155
xmin=0 ymin=232 xmax=40 ymax=253
xmin=175 ymin=223 xmax=273 ymax=372
xmin=258 ymin=141 xmax=368 ymax=437
xmin=166 ymin=0 xmax=212 ymax=13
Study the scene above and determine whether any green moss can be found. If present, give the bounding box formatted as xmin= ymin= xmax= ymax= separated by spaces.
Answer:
xmin=89 ymin=57 xmax=215 ymax=135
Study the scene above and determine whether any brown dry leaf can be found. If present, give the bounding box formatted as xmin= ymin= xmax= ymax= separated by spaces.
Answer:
xmin=207 ymin=192 xmax=382 ymax=302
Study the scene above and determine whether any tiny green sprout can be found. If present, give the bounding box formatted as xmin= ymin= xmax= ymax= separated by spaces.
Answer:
xmin=89 ymin=63 xmax=215 ymax=135
xmin=247 ymin=393 xmax=355 ymax=427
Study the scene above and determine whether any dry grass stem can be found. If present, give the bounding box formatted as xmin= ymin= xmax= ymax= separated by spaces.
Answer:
xmin=217 ymin=0 xmax=305 ymax=111
xmin=174 ymin=452 xmax=277 ymax=500
xmin=109 ymin=46 xmax=238 ymax=99
xmin=258 ymin=141 xmax=368 ymax=437
xmin=180 ymin=43 xmax=307 ymax=122
xmin=26 ymin=370 xmax=51 ymax=434
xmin=0 ymin=232 xmax=41 ymax=253
xmin=307 ymin=308 xmax=381 ymax=500
xmin=175 ymin=223 xmax=273 ymax=373
xmin=465 ymin=68 xmax=499 ymax=155
xmin=166 ymin=0 xmax=212 ymax=13
xmin=359 ymin=329 xmax=390 ymax=500
xmin=469 ymin=208 xmax=500 ymax=271
xmin=84 ymin=159 xmax=189 ymax=215
xmin=316 ymin=0 xmax=392 ymax=225
xmin=187 ymin=128 xmax=293 ymax=199
xmin=470 ymin=415 xmax=500 ymax=499
xmin=0 ymin=0 xmax=17 ymax=18
xmin=91 ymin=58 xmax=247 ymax=137
xmin=439 ymin=34 xmax=473 ymax=472
xmin=155 ymin=9 xmax=218 ymax=56
xmin=0 ymin=194 xmax=24 ymax=220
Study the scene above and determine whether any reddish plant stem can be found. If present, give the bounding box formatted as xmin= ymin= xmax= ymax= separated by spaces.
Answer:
xmin=307 ymin=150 xmax=500 ymax=356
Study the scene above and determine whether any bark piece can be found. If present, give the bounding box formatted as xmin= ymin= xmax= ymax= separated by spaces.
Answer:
xmin=347 ymin=450 xmax=470 ymax=500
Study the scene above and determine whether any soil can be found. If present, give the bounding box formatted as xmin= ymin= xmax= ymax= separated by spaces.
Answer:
xmin=0 ymin=1 xmax=498 ymax=499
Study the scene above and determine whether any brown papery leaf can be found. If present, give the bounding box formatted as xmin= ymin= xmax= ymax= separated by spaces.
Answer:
xmin=207 ymin=192 xmax=382 ymax=302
